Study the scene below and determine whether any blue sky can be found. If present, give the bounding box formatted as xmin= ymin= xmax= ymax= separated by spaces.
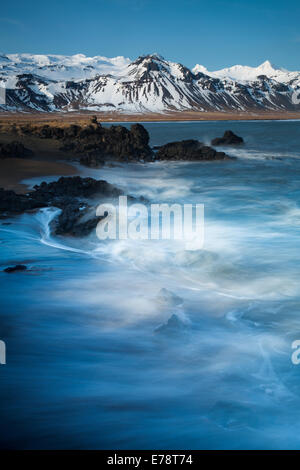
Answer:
xmin=0 ymin=0 xmax=299 ymax=70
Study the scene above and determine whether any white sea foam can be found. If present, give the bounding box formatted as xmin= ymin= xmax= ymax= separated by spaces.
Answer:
xmin=2 ymin=121 xmax=300 ymax=449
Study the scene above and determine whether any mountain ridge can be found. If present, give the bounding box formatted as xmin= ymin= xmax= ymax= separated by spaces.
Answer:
xmin=192 ymin=60 xmax=299 ymax=82
xmin=0 ymin=53 xmax=299 ymax=113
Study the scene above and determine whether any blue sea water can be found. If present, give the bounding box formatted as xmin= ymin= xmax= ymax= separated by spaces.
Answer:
xmin=1 ymin=120 xmax=300 ymax=449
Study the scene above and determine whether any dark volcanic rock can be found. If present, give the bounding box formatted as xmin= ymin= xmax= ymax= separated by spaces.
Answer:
xmin=52 ymin=203 xmax=84 ymax=235
xmin=0 ymin=141 xmax=34 ymax=159
xmin=4 ymin=264 xmax=27 ymax=273
xmin=155 ymin=314 xmax=187 ymax=335
xmin=130 ymin=123 xmax=150 ymax=148
xmin=0 ymin=176 xmax=126 ymax=237
xmin=79 ymin=153 xmax=105 ymax=168
xmin=66 ymin=216 xmax=101 ymax=237
xmin=156 ymin=139 xmax=229 ymax=161
xmin=75 ymin=123 xmax=153 ymax=165
xmin=32 ymin=176 xmax=124 ymax=236
xmin=156 ymin=288 xmax=183 ymax=307
xmin=24 ymin=124 xmax=64 ymax=139
xmin=17 ymin=120 xmax=153 ymax=164
xmin=52 ymin=203 xmax=104 ymax=237
xmin=211 ymin=130 xmax=244 ymax=146
xmin=33 ymin=176 xmax=122 ymax=201
xmin=0 ymin=188 xmax=44 ymax=213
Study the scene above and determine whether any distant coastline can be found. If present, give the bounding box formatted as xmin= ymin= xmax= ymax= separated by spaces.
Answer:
xmin=1 ymin=111 xmax=300 ymax=124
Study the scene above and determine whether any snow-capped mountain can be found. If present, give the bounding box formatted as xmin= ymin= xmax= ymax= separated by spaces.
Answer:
xmin=0 ymin=53 xmax=299 ymax=113
xmin=0 ymin=53 xmax=131 ymax=82
xmin=192 ymin=60 xmax=300 ymax=85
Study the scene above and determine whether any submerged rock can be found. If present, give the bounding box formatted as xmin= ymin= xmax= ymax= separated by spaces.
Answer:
xmin=52 ymin=203 xmax=105 ymax=237
xmin=209 ymin=401 xmax=254 ymax=429
xmin=4 ymin=264 xmax=27 ymax=273
xmin=156 ymin=288 xmax=183 ymax=307
xmin=156 ymin=139 xmax=229 ymax=161
xmin=155 ymin=314 xmax=187 ymax=335
xmin=211 ymin=130 xmax=244 ymax=146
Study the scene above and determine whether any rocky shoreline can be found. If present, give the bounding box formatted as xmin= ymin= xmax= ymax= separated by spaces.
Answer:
xmin=0 ymin=118 xmax=241 ymax=164
xmin=0 ymin=120 xmax=242 ymax=240
xmin=0 ymin=176 xmax=129 ymax=237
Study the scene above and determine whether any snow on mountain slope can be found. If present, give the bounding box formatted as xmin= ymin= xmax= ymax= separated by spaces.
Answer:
xmin=0 ymin=53 xmax=130 ymax=81
xmin=0 ymin=53 xmax=299 ymax=113
xmin=192 ymin=60 xmax=300 ymax=84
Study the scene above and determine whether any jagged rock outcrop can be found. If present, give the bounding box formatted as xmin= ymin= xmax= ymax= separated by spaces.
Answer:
xmin=32 ymin=176 xmax=122 ymax=201
xmin=156 ymin=140 xmax=230 ymax=161
xmin=7 ymin=120 xmax=234 ymax=163
xmin=0 ymin=188 xmax=44 ymax=213
xmin=75 ymin=123 xmax=153 ymax=164
xmin=155 ymin=314 xmax=188 ymax=335
xmin=52 ymin=203 xmax=103 ymax=237
xmin=0 ymin=176 xmax=125 ymax=237
xmin=14 ymin=120 xmax=153 ymax=164
xmin=211 ymin=130 xmax=244 ymax=146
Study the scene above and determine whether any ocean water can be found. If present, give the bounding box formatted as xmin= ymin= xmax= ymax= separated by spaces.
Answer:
xmin=1 ymin=120 xmax=300 ymax=449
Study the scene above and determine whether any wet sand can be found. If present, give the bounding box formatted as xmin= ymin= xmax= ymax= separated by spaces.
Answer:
xmin=0 ymin=129 xmax=79 ymax=193
xmin=0 ymin=158 xmax=77 ymax=193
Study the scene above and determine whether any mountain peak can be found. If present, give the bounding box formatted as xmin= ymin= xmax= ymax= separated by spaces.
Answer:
xmin=192 ymin=64 xmax=209 ymax=75
xmin=134 ymin=53 xmax=165 ymax=64
xmin=193 ymin=59 xmax=291 ymax=82
xmin=148 ymin=53 xmax=165 ymax=60
xmin=257 ymin=60 xmax=277 ymax=71
xmin=260 ymin=60 xmax=273 ymax=67
xmin=129 ymin=54 xmax=167 ymax=75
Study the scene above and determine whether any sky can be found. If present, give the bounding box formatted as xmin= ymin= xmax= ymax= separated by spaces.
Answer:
xmin=0 ymin=0 xmax=299 ymax=70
